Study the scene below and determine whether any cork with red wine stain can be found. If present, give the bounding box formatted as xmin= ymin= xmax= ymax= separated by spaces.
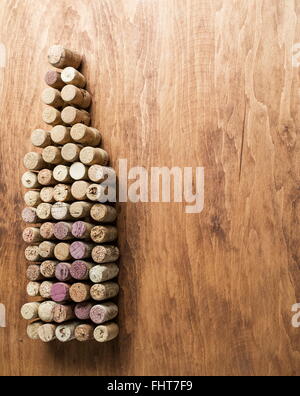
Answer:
xmin=71 ymin=222 xmax=93 ymax=239
xmin=51 ymin=282 xmax=70 ymax=303
xmin=55 ymin=262 xmax=72 ymax=282
xmin=70 ymin=260 xmax=93 ymax=280
xmin=70 ymin=241 xmax=94 ymax=260
xmin=74 ymin=302 xmax=94 ymax=320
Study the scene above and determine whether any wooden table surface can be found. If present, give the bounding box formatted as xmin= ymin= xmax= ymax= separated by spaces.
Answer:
xmin=0 ymin=0 xmax=300 ymax=376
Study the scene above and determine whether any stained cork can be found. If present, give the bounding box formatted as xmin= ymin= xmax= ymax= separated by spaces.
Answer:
xmin=75 ymin=324 xmax=95 ymax=342
xmin=71 ymin=181 xmax=91 ymax=201
xmin=39 ymin=281 xmax=54 ymax=299
xmin=90 ymin=204 xmax=117 ymax=223
xmin=21 ymin=302 xmax=40 ymax=320
xmin=36 ymin=203 xmax=53 ymax=220
xmin=70 ymin=124 xmax=101 ymax=146
xmin=38 ymin=169 xmax=56 ymax=186
xmin=25 ymin=246 xmax=42 ymax=262
xmin=70 ymin=260 xmax=93 ymax=280
xmin=74 ymin=302 xmax=94 ymax=320
xmin=51 ymin=125 xmax=72 ymax=145
xmin=24 ymin=152 xmax=47 ymax=171
xmin=40 ymin=260 xmax=58 ymax=278
xmin=51 ymin=202 xmax=72 ymax=221
xmin=70 ymin=201 xmax=92 ymax=219
xmin=54 ymin=222 xmax=74 ymax=240
xmin=88 ymin=165 xmax=115 ymax=184
xmin=42 ymin=146 xmax=64 ymax=165
xmin=40 ymin=187 xmax=55 ymax=203
xmin=31 ymin=129 xmax=52 ymax=148
xmin=53 ymin=184 xmax=73 ymax=202
xmin=92 ymin=245 xmax=120 ymax=264
xmin=42 ymin=107 xmax=63 ymax=126
xmin=22 ymin=172 xmax=41 ymax=189
xmin=38 ymin=324 xmax=57 ymax=343
xmin=70 ymin=241 xmax=93 ymax=260
xmin=69 ymin=283 xmax=91 ymax=303
xmin=61 ymin=67 xmax=86 ymax=87
xmin=24 ymin=191 xmax=42 ymax=208
xmin=80 ymin=147 xmax=109 ymax=166
xmin=55 ymin=321 xmax=80 ymax=343
xmin=38 ymin=301 xmax=57 ymax=322
xmin=23 ymin=227 xmax=42 ymax=243
xmin=26 ymin=282 xmax=41 ymax=297
xmin=90 ymin=282 xmax=119 ymax=302
xmin=26 ymin=265 xmax=43 ymax=281
xmin=61 ymin=143 xmax=82 ymax=162
xmin=55 ymin=262 xmax=72 ymax=282
xmin=86 ymin=184 xmax=112 ymax=203
xmin=93 ymin=322 xmax=119 ymax=343
xmin=53 ymin=304 xmax=75 ymax=323
xmin=69 ymin=162 xmax=89 ymax=181
xmin=39 ymin=241 xmax=56 ymax=259
xmin=27 ymin=321 xmax=44 ymax=340
xmin=41 ymin=87 xmax=64 ymax=108
xmin=54 ymin=243 xmax=71 ymax=261
xmin=22 ymin=207 xmax=39 ymax=224
xmin=61 ymin=85 xmax=91 ymax=108
xmin=40 ymin=223 xmax=56 ymax=240
xmin=89 ymin=263 xmax=119 ymax=283
xmin=53 ymin=165 xmax=72 ymax=183
xmin=90 ymin=302 xmax=118 ymax=324
xmin=45 ymin=70 xmax=65 ymax=89
xmin=71 ymin=221 xmax=93 ymax=239
xmin=61 ymin=106 xmax=91 ymax=126
xmin=51 ymin=282 xmax=71 ymax=303
xmin=48 ymin=45 xmax=82 ymax=69
xmin=91 ymin=226 xmax=118 ymax=243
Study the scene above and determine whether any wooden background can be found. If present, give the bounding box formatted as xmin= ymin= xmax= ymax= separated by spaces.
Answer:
xmin=0 ymin=0 xmax=300 ymax=376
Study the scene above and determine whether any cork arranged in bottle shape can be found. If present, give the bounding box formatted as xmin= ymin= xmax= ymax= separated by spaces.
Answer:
xmin=21 ymin=45 xmax=119 ymax=343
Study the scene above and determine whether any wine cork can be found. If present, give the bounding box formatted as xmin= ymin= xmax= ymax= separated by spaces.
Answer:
xmin=39 ymin=241 xmax=56 ymax=259
xmin=90 ymin=302 xmax=118 ymax=324
xmin=38 ymin=301 xmax=57 ymax=322
xmin=71 ymin=124 xmax=101 ymax=146
xmin=54 ymin=243 xmax=71 ymax=261
xmin=31 ymin=129 xmax=52 ymax=148
xmin=25 ymin=246 xmax=41 ymax=262
xmin=61 ymin=143 xmax=82 ymax=162
xmin=38 ymin=169 xmax=56 ymax=186
xmin=39 ymin=281 xmax=54 ymax=299
xmin=41 ymin=87 xmax=64 ymax=108
xmin=51 ymin=125 xmax=72 ymax=145
xmin=51 ymin=202 xmax=72 ymax=221
xmin=53 ymin=184 xmax=73 ymax=202
xmin=40 ymin=223 xmax=56 ymax=240
xmin=23 ymin=227 xmax=42 ymax=243
xmin=26 ymin=265 xmax=43 ymax=281
xmin=54 ymin=304 xmax=75 ymax=323
xmin=40 ymin=187 xmax=55 ymax=203
xmin=69 ymin=162 xmax=89 ymax=181
xmin=22 ymin=172 xmax=41 ymax=189
xmin=72 ymin=221 xmax=93 ymax=239
xmin=45 ymin=70 xmax=65 ymax=89
xmin=86 ymin=184 xmax=114 ymax=203
xmin=22 ymin=207 xmax=39 ymax=223
xmin=71 ymin=181 xmax=90 ymax=200
xmin=94 ymin=322 xmax=119 ymax=343
xmin=70 ymin=201 xmax=92 ymax=219
xmin=55 ymin=262 xmax=72 ymax=281
xmin=36 ymin=203 xmax=53 ymax=220
xmin=43 ymin=107 xmax=63 ymax=126
xmin=55 ymin=321 xmax=80 ymax=343
xmin=61 ymin=106 xmax=91 ymax=126
xmin=53 ymin=165 xmax=72 ymax=183
xmin=40 ymin=260 xmax=58 ymax=278
xmin=42 ymin=146 xmax=63 ymax=165
xmin=27 ymin=321 xmax=44 ymax=340
xmin=80 ymin=147 xmax=109 ymax=166
xmin=90 ymin=282 xmax=119 ymax=302
xmin=69 ymin=283 xmax=91 ymax=303
xmin=61 ymin=67 xmax=86 ymax=87
xmin=75 ymin=324 xmax=95 ymax=342
xmin=48 ymin=45 xmax=82 ymax=69
xmin=91 ymin=226 xmax=118 ymax=243
xmin=70 ymin=241 xmax=93 ymax=259
xmin=24 ymin=152 xmax=47 ymax=171
xmin=24 ymin=191 xmax=42 ymax=207
xmin=70 ymin=260 xmax=93 ymax=280
xmin=21 ymin=302 xmax=40 ymax=320
xmin=89 ymin=263 xmax=119 ymax=283
xmin=54 ymin=222 xmax=74 ymax=240
xmin=88 ymin=165 xmax=115 ymax=183
xmin=26 ymin=281 xmax=40 ymax=297
xmin=38 ymin=324 xmax=57 ymax=343
xmin=74 ymin=302 xmax=94 ymax=320
xmin=61 ymin=85 xmax=91 ymax=108
xmin=51 ymin=282 xmax=71 ymax=303
xmin=92 ymin=245 xmax=120 ymax=264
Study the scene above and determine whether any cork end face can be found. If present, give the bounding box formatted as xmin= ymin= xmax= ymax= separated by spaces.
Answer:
xmin=31 ymin=129 xmax=48 ymax=147
xmin=61 ymin=106 xmax=77 ymax=124
xmin=71 ymin=123 xmax=86 ymax=140
xmin=51 ymin=125 xmax=68 ymax=143
xmin=41 ymin=88 xmax=56 ymax=105
xmin=48 ymin=45 xmax=65 ymax=67
xmin=43 ymin=107 xmax=57 ymax=124
xmin=70 ymin=260 xmax=88 ymax=280
xmin=80 ymin=147 xmax=94 ymax=164
xmin=61 ymin=84 xmax=77 ymax=102
xmin=70 ymin=162 xmax=87 ymax=180
xmin=61 ymin=67 xmax=76 ymax=83
xmin=45 ymin=70 xmax=59 ymax=86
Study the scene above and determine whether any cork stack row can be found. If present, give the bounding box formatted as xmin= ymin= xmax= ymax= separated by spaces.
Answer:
xmin=20 ymin=45 xmax=119 ymax=343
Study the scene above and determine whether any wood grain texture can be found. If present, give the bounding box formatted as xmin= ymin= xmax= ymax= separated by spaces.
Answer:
xmin=0 ymin=0 xmax=300 ymax=376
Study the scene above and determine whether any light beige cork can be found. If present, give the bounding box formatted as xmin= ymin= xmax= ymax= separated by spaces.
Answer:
xmin=48 ymin=45 xmax=82 ymax=69
xmin=61 ymin=85 xmax=91 ymax=108
xmin=36 ymin=203 xmax=53 ymax=220
xmin=61 ymin=67 xmax=86 ymax=87
xmin=39 ymin=241 xmax=56 ymax=259
xmin=51 ymin=202 xmax=72 ymax=221
xmin=26 ymin=281 xmax=41 ymax=297
xmin=40 ymin=260 xmax=58 ymax=278
xmin=31 ymin=129 xmax=52 ymax=148
xmin=69 ymin=283 xmax=91 ymax=303
xmin=90 ymin=282 xmax=119 ymax=302
xmin=39 ymin=281 xmax=54 ymax=299
xmin=88 ymin=165 xmax=115 ymax=184
xmin=69 ymin=162 xmax=89 ymax=181
xmin=54 ymin=243 xmax=71 ymax=261
xmin=22 ymin=227 xmax=42 ymax=243
xmin=24 ymin=191 xmax=42 ymax=207
xmin=27 ymin=321 xmax=44 ymax=340
xmin=55 ymin=321 xmax=80 ymax=342
xmin=38 ymin=301 xmax=57 ymax=322
xmin=92 ymin=245 xmax=120 ymax=264
xmin=61 ymin=143 xmax=82 ymax=162
xmin=21 ymin=302 xmax=40 ymax=320
xmin=89 ymin=263 xmax=119 ymax=283
xmin=53 ymin=165 xmax=72 ymax=183
xmin=71 ymin=181 xmax=91 ymax=201
xmin=61 ymin=106 xmax=91 ymax=126
xmin=50 ymin=125 xmax=72 ymax=145
xmin=25 ymin=245 xmax=41 ymax=262
xmin=53 ymin=184 xmax=73 ymax=202
xmin=93 ymin=322 xmax=119 ymax=343
xmin=90 ymin=302 xmax=118 ymax=324
xmin=40 ymin=187 xmax=55 ymax=203
xmin=75 ymin=324 xmax=95 ymax=342
xmin=42 ymin=107 xmax=63 ymax=126
xmin=38 ymin=324 xmax=57 ymax=343
xmin=54 ymin=304 xmax=75 ymax=323
xmin=41 ymin=87 xmax=64 ymax=108
xmin=38 ymin=169 xmax=56 ymax=186
xmin=80 ymin=147 xmax=109 ymax=166
xmin=70 ymin=124 xmax=101 ymax=146
xmin=42 ymin=146 xmax=64 ymax=165
xmin=69 ymin=201 xmax=92 ymax=219
xmin=26 ymin=265 xmax=43 ymax=281
xmin=45 ymin=70 xmax=65 ymax=89
xmin=91 ymin=226 xmax=118 ymax=243
xmin=22 ymin=172 xmax=41 ymax=189
xmin=24 ymin=152 xmax=47 ymax=171
xmin=90 ymin=204 xmax=117 ymax=223
xmin=22 ymin=207 xmax=39 ymax=224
